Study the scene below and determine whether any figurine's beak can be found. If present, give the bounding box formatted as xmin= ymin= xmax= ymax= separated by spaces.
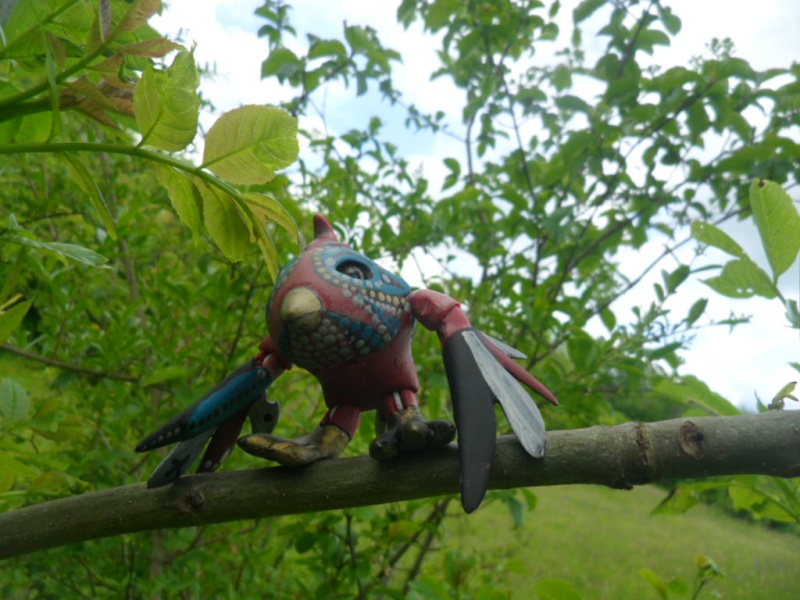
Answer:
xmin=280 ymin=287 xmax=322 ymax=332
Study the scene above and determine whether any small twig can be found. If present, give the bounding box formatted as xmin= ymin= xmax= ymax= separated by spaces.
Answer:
xmin=402 ymin=498 xmax=449 ymax=593
xmin=345 ymin=512 xmax=366 ymax=599
xmin=0 ymin=344 xmax=140 ymax=383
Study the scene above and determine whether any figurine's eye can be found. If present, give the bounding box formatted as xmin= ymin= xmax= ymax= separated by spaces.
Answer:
xmin=337 ymin=260 xmax=372 ymax=280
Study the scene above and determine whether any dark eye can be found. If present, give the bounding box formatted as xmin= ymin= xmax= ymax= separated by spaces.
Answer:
xmin=337 ymin=260 xmax=372 ymax=280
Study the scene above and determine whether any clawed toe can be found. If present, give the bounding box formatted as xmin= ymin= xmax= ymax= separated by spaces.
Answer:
xmin=369 ymin=407 xmax=455 ymax=461
xmin=238 ymin=425 xmax=350 ymax=467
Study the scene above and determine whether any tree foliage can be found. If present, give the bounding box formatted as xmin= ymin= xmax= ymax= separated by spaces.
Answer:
xmin=1 ymin=0 xmax=799 ymax=597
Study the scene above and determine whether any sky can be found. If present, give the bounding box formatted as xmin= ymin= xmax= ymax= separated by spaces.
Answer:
xmin=152 ymin=0 xmax=800 ymax=411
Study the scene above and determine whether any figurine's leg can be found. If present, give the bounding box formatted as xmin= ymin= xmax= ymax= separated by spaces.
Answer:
xmin=369 ymin=390 xmax=456 ymax=461
xmin=237 ymin=405 xmax=358 ymax=467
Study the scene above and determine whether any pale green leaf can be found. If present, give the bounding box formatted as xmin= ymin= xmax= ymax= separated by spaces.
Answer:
xmin=573 ymin=0 xmax=606 ymax=24
xmin=0 ymin=378 xmax=31 ymax=424
xmin=655 ymin=375 xmax=740 ymax=416
xmin=62 ymin=153 xmax=117 ymax=238
xmin=728 ymin=485 xmax=796 ymax=522
xmin=749 ymin=179 xmax=800 ymax=280
xmin=639 ymin=569 xmax=668 ymax=600
xmin=0 ymin=454 xmax=39 ymax=492
xmin=702 ymin=259 xmax=778 ymax=299
xmin=202 ymin=105 xmax=299 ymax=185
xmin=155 ymin=165 xmax=202 ymax=238
xmin=686 ymin=298 xmax=708 ymax=326
xmin=29 ymin=471 xmax=83 ymax=494
xmin=134 ymin=51 xmax=200 ymax=151
xmin=243 ymin=193 xmax=298 ymax=241
xmin=691 ymin=221 xmax=745 ymax=258
xmin=238 ymin=201 xmax=279 ymax=279
xmin=5 ymin=235 xmax=108 ymax=267
xmin=141 ymin=366 xmax=189 ymax=387
xmin=195 ymin=180 xmax=251 ymax=262
xmin=533 ymin=578 xmax=585 ymax=600
xmin=0 ymin=300 xmax=32 ymax=346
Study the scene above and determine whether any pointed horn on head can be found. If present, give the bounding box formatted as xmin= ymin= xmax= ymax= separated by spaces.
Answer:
xmin=313 ymin=215 xmax=339 ymax=243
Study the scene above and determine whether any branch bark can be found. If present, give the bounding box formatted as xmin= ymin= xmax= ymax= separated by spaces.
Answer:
xmin=2 ymin=411 xmax=799 ymax=560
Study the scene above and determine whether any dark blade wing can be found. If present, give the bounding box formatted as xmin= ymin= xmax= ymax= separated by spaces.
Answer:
xmin=135 ymin=362 xmax=272 ymax=452
xmin=443 ymin=329 xmax=497 ymax=513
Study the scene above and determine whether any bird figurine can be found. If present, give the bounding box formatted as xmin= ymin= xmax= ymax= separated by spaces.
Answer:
xmin=136 ymin=214 xmax=557 ymax=511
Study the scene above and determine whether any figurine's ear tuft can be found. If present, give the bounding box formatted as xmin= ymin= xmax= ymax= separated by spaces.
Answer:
xmin=313 ymin=215 xmax=339 ymax=242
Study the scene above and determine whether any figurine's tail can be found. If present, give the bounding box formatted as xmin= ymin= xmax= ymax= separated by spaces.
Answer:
xmin=144 ymin=395 xmax=279 ymax=488
xmin=137 ymin=357 xmax=284 ymax=488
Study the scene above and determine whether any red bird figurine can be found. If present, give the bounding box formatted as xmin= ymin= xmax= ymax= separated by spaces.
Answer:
xmin=136 ymin=215 xmax=557 ymax=511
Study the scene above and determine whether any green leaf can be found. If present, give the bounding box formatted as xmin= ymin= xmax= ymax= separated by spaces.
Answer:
xmin=344 ymin=25 xmax=371 ymax=53
xmin=29 ymin=470 xmax=87 ymax=494
xmin=749 ymin=179 xmax=800 ymax=280
xmin=5 ymin=235 xmax=108 ymax=267
xmin=702 ymin=259 xmax=777 ymax=299
xmin=573 ymin=0 xmax=605 ymax=24
xmin=727 ymin=485 xmax=795 ymax=522
xmin=599 ymin=308 xmax=617 ymax=331
xmin=655 ymin=376 xmax=740 ymax=416
xmin=308 ymin=39 xmax=347 ymax=60
xmin=141 ymin=366 xmax=189 ymax=387
xmin=0 ymin=378 xmax=30 ymax=424
xmin=62 ymin=153 xmax=118 ymax=238
xmin=686 ymin=298 xmax=708 ymax=326
xmin=0 ymin=454 xmax=39 ymax=492
xmin=155 ymin=165 xmax=202 ymax=238
xmin=692 ymin=221 xmax=747 ymax=258
xmin=504 ymin=495 xmax=525 ymax=529
xmin=202 ymin=105 xmax=299 ymax=185
xmin=242 ymin=193 xmax=298 ymax=243
xmin=261 ymin=47 xmax=302 ymax=80
xmin=661 ymin=12 xmax=681 ymax=36
xmin=533 ymin=578 xmax=584 ymax=600
xmin=651 ymin=486 xmax=700 ymax=515
xmin=0 ymin=300 xmax=32 ymax=346
xmin=666 ymin=264 xmax=689 ymax=293
xmin=639 ymin=568 xmax=668 ymax=600
xmin=195 ymin=180 xmax=251 ymax=262
xmin=238 ymin=200 xmax=280 ymax=279
xmin=134 ymin=51 xmax=200 ymax=151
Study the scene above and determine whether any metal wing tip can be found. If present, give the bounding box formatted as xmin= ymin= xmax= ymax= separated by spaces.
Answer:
xmin=526 ymin=440 xmax=546 ymax=458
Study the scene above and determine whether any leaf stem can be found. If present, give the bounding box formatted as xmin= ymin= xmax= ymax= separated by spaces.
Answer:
xmin=0 ymin=141 xmax=241 ymax=203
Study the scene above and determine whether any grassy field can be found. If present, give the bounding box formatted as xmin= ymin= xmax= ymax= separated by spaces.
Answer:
xmin=437 ymin=484 xmax=800 ymax=599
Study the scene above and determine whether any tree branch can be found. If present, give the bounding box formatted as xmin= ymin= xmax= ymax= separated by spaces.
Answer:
xmin=1 ymin=411 xmax=798 ymax=560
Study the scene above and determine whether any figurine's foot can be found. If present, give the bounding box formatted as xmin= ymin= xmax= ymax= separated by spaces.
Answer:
xmin=369 ymin=406 xmax=456 ymax=461
xmin=237 ymin=424 xmax=349 ymax=467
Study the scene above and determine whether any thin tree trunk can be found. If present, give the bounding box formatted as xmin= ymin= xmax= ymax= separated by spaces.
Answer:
xmin=1 ymin=410 xmax=798 ymax=560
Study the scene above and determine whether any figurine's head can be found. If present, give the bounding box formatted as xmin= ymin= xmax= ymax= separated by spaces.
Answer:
xmin=267 ymin=215 xmax=411 ymax=369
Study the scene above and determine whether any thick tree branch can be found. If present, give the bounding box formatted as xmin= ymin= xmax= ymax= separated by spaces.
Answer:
xmin=1 ymin=411 xmax=798 ymax=560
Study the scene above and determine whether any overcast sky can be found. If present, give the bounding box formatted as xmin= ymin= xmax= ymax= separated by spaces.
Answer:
xmin=153 ymin=1 xmax=800 ymax=411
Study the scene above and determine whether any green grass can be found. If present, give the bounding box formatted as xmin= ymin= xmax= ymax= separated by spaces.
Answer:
xmin=437 ymin=484 xmax=800 ymax=599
